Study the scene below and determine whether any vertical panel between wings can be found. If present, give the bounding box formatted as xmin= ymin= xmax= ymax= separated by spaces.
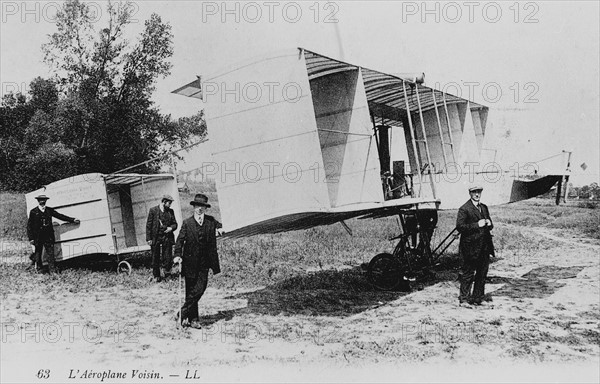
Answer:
xmin=336 ymin=68 xmax=383 ymax=206
xmin=471 ymin=108 xmax=484 ymax=154
xmin=309 ymin=68 xmax=384 ymax=208
xmin=309 ymin=69 xmax=357 ymax=206
xmin=205 ymin=49 xmax=330 ymax=232
xmin=456 ymin=102 xmax=482 ymax=166
xmin=413 ymin=107 xmax=445 ymax=170
xmin=445 ymin=103 xmax=464 ymax=162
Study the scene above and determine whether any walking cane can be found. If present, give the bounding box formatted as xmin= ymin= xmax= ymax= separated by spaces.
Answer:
xmin=175 ymin=258 xmax=183 ymax=329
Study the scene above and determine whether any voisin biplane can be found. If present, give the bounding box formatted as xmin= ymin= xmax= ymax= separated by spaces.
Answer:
xmin=172 ymin=48 xmax=570 ymax=288
xmin=173 ymin=48 xmax=569 ymax=233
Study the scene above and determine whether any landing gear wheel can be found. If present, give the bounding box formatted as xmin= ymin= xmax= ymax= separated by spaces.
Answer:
xmin=396 ymin=245 xmax=420 ymax=280
xmin=367 ymin=253 xmax=402 ymax=291
xmin=396 ymin=244 xmax=433 ymax=282
xmin=117 ymin=260 xmax=132 ymax=275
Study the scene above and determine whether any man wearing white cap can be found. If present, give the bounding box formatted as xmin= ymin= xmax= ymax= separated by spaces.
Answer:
xmin=146 ymin=194 xmax=178 ymax=282
xmin=27 ymin=194 xmax=79 ymax=274
xmin=456 ymin=186 xmax=495 ymax=307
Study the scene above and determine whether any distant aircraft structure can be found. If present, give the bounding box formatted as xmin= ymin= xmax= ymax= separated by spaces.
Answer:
xmin=26 ymin=173 xmax=182 ymax=268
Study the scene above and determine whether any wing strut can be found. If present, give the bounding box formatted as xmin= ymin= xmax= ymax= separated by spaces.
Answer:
xmin=339 ymin=220 xmax=353 ymax=236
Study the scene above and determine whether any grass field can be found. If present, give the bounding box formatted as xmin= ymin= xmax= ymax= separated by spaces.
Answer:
xmin=1 ymin=192 xmax=597 ymax=291
xmin=1 ymin=192 xmax=599 ymax=378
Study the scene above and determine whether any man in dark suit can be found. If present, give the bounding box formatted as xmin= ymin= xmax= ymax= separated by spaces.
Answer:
xmin=173 ymin=194 xmax=223 ymax=328
xmin=27 ymin=194 xmax=79 ymax=274
xmin=146 ymin=194 xmax=178 ymax=282
xmin=456 ymin=186 xmax=495 ymax=307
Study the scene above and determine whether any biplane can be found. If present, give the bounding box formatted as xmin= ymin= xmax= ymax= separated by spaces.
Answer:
xmin=172 ymin=48 xmax=569 ymax=235
xmin=172 ymin=47 xmax=570 ymax=288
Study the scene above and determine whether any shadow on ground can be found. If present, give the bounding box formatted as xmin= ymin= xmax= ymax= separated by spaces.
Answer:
xmin=490 ymin=265 xmax=586 ymax=299
xmin=200 ymin=259 xmax=586 ymax=324
xmin=200 ymin=254 xmax=464 ymax=324
xmin=199 ymin=267 xmax=408 ymax=323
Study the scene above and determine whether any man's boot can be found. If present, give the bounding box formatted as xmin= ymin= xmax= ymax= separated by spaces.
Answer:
xmin=25 ymin=253 xmax=36 ymax=271
xmin=47 ymin=256 xmax=57 ymax=274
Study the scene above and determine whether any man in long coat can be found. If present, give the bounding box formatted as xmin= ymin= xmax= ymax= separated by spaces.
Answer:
xmin=173 ymin=194 xmax=222 ymax=328
xmin=456 ymin=186 xmax=495 ymax=306
xmin=146 ymin=194 xmax=178 ymax=282
xmin=27 ymin=194 xmax=79 ymax=273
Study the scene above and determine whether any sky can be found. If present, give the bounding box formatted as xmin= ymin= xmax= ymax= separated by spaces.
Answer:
xmin=1 ymin=0 xmax=598 ymax=185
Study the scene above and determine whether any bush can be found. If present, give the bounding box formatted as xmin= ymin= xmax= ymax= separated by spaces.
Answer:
xmin=577 ymin=201 xmax=598 ymax=209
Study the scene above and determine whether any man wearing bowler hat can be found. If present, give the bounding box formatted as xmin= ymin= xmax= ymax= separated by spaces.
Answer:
xmin=456 ymin=186 xmax=495 ymax=307
xmin=146 ymin=194 xmax=178 ymax=282
xmin=27 ymin=194 xmax=79 ymax=274
xmin=173 ymin=193 xmax=223 ymax=328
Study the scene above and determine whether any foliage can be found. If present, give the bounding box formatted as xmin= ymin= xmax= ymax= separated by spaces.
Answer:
xmin=0 ymin=193 xmax=27 ymax=239
xmin=569 ymin=182 xmax=600 ymax=200
xmin=0 ymin=0 xmax=204 ymax=192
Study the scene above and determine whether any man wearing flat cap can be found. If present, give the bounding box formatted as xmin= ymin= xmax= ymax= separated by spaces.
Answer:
xmin=146 ymin=194 xmax=178 ymax=282
xmin=173 ymin=193 xmax=223 ymax=328
xmin=456 ymin=186 xmax=495 ymax=307
xmin=27 ymin=194 xmax=79 ymax=274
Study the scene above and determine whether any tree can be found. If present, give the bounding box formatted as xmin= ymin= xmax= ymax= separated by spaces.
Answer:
xmin=29 ymin=77 xmax=60 ymax=113
xmin=0 ymin=91 xmax=32 ymax=190
xmin=580 ymin=185 xmax=590 ymax=199
xmin=40 ymin=0 xmax=201 ymax=174
xmin=590 ymin=183 xmax=599 ymax=200
xmin=0 ymin=0 xmax=205 ymax=191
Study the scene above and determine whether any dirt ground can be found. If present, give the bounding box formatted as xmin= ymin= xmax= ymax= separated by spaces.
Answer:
xmin=1 ymin=224 xmax=599 ymax=383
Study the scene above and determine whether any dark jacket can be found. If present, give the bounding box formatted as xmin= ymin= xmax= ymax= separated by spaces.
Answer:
xmin=174 ymin=215 xmax=222 ymax=277
xmin=146 ymin=205 xmax=178 ymax=244
xmin=456 ymin=200 xmax=495 ymax=261
xmin=27 ymin=206 xmax=76 ymax=244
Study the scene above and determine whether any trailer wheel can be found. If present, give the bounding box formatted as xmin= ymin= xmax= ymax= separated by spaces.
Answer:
xmin=367 ymin=253 xmax=401 ymax=291
xmin=117 ymin=260 xmax=132 ymax=275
